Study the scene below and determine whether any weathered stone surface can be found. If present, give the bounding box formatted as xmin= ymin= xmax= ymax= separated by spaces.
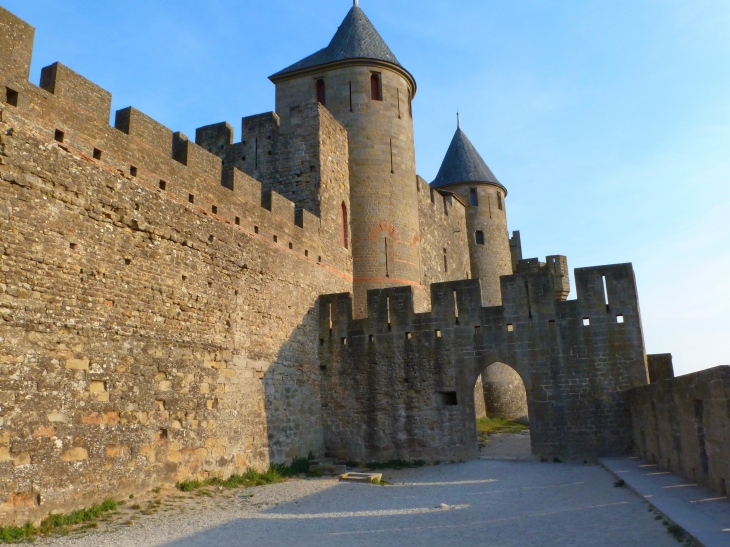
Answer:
xmin=628 ymin=366 xmax=730 ymax=497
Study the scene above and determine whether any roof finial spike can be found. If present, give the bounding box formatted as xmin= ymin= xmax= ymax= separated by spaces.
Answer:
xmin=457 ymin=111 xmax=460 ymax=129
xmin=354 ymin=0 xmax=359 ymax=6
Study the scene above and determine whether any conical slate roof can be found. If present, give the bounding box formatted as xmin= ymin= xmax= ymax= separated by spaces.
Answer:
xmin=431 ymin=128 xmax=501 ymax=189
xmin=272 ymin=5 xmax=402 ymax=78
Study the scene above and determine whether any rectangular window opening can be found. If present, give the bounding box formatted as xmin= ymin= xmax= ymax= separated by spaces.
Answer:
xmin=273 ymin=235 xmax=278 ymax=243
xmin=6 ymin=87 xmax=18 ymax=107
xmin=497 ymin=192 xmax=503 ymax=210
xmin=616 ymin=315 xmax=624 ymax=324
xmin=470 ymin=188 xmax=478 ymax=206
xmin=397 ymin=88 xmax=401 ymax=119
xmin=386 ymin=296 xmax=391 ymax=330
xmin=159 ymin=180 xmax=167 ymax=191
xmin=341 ymin=337 xmax=347 ymax=346
xmin=211 ymin=205 xmax=218 ymax=214
xmin=289 ymin=242 xmax=293 ymax=250
xmin=54 ymin=129 xmax=64 ymax=143
xmin=349 ymin=81 xmax=353 ymax=112
xmin=389 ymin=138 xmax=394 ymax=174
xmin=93 ymin=148 xmax=102 ymax=160
xmin=439 ymin=391 xmax=458 ymax=406
xmin=435 ymin=329 xmax=442 ymax=338
xmin=369 ymin=334 xmax=375 ymax=343
xmin=443 ymin=248 xmax=448 ymax=273
xmin=549 ymin=319 xmax=556 ymax=328
xmin=371 ymin=72 xmax=382 ymax=101
xmin=408 ymin=91 xmax=412 ymax=118
xmin=602 ymin=275 xmax=610 ymax=311
xmin=188 ymin=194 xmax=195 ymax=204
xmin=130 ymin=166 xmax=137 ymax=177
xmin=507 ymin=324 xmax=514 ymax=332
xmin=316 ymin=78 xmax=326 ymax=106
xmin=453 ymin=290 xmax=459 ymax=325
xmin=319 ymin=338 xmax=325 ymax=346
xmin=305 ymin=249 xmax=309 ymax=257
xmin=406 ymin=332 xmax=412 ymax=340
xmin=254 ymin=226 xmax=259 ymax=234
xmin=475 ymin=231 xmax=485 ymax=245
xmin=474 ymin=325 xmax=481 ymax=332
xmin=583 ymin=317 xmax=591 ymax=326
xmin=235 ymin=216 xmax=240 ymax=225
xmin=443 ymin=196 xmax=449 ymax=215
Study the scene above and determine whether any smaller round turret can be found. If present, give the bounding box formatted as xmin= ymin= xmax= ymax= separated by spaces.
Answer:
xmin=431 ymin=120 xmax=512 ymax=306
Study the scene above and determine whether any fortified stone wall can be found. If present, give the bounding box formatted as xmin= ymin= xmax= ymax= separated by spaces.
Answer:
xmin=628 ymin=366 xmax=730 ymax=498
xmin=318 ymin=263 xmax=650 ymax=464
xmin=416 ymin=176 xmax=471 ymax=303
xmin=0 ymin=6 xmax=352 ymax=526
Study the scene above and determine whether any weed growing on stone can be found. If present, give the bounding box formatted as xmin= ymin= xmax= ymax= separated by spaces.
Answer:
xmin=476 ymin=417 xmax=529 ymax=435
xmin=175 ymin=456 xmax=312 ymax=493
xmin=0 ymin=499 xmax=118 ymax=544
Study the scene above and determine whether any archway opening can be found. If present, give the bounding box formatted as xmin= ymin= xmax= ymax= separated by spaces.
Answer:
xmin=474 ymin=362 xmax=530 ymax=458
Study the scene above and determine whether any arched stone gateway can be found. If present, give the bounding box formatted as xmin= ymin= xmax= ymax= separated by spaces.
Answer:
xmin=479 ymin=362 xmax=528 ymax=422
xmin=319 ymin=263 xmax=650 ymax=463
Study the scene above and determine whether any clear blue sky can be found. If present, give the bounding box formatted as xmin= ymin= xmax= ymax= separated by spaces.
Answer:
xmin=4 ymin=0 xmax=729 ymax=376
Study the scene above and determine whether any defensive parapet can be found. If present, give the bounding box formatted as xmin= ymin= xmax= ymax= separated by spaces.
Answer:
xmin=318 ymin=263 xmax=649 ymax=463
xmin=0 ymin=6 xmax=352 ymax=274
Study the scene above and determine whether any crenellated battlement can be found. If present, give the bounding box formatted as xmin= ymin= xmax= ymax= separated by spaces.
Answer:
xmin=320 ymin=262 xmax=640 ymax=341
xmin=318 ymin=263 xmax=648 ymax=464
xmin=0 ymin=6 xmax=350 ymax=271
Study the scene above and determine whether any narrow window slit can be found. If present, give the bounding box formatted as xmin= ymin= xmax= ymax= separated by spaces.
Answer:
xmin=602 ymin=275 xmax=610 ymax=311
xmin=54 ymin=129 xmax=64 ymax=143
xmin=130 ymin=166 xmax=137 ymax=177
xmin=159 ymin=180 xmax=167 ymax=191
xmin=387 ymin=296 xmax=391 ymax=331
xmin=235 ymin=217 xmax=240 ymax=225
xmin=453 ymin=290 xmax=459 ymax=325
xmin=93 ymin=148 xmax=102 ymax=160
xmin=6 ymin=87 xmax=18 ymax=107
xmin=188 ymin=194 xmax=195 ymax=204
xmin=328 ymin=303 xmax=333 ymax=338
xmin=211 ymin=205 xmax=218 ymax=214
xmin=435 ymin=329 xmax=442 ymax=338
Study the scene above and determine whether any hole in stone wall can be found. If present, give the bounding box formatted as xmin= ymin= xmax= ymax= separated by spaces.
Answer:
xmin=305 ymin=250 xmax=309 ymax=257
xmin=617 ymin=315 xmax=624 ymax=324
xmin=369 ymin=335 xmax=375 ymax=343
xmin=475 ymin=231 xmax=485 ymax=245
xmin=235 ymin=217 xmax=240 ymax=225
xmin=507 ymin=324 xmax=514 ymax=332
xmin=453 ymin=290 xmax=459 ymax=324
xmin=318 ymin=256 xmax=322 ymax=263
xmin=341 ymin=337 xmax=347 ymax=346
xmin=6 ymin=87 xmax=18 ymax=107
xmin=406 ymin=332 xmax=412 ymax=340
xmin=474 ymin=325 xmax=481 ymax=332
xmin=35 ymin=494 xmax=41 ymax=506
xmin=319 ymin=339 xmax=324 ymax=346
xmin=289 ymin=242 xmax=293 ymax=250
xmin=156 ymin=400 xmax=166 ymax=411
xmin=470 ymin=188 xmax=479 ymax=206
xmin=124 ymin=258 xmax=131 ymax=265
xmin=182 ymin=274 xmax=187 ymax=281
xmin=208 ymin=281 xmax=213 ymax=288
xmin=435 ymin=329 xmax=442 ymax=338
xmin=439 ymin=391 xmax=458 ymax=406
xmin=188 ymin=194 xmax=195 ymax=204
xmin=549 ymin=320 xmax=556 ymax=327
xmin=93 ymin=148 xmax=102 ymax=160
xmin=69 ymin=242 xmax=77 ymax=250
xmin=156 ymin=429 xmax=168 ymax=441
xmin=242 ymin=156 xmax=246 ymax=161
xmin=208 ymin=235 xmax=215 ymax=243
xmin=267 ymin=150 xmax=272 ymax=156
xmin=211 ymin=205 xmax=218 ymax=214
xmin=159 ymin=180 xmax=167 ymax=191
xmin=54 ymin=129 xmax=64 ymax=143
xmin=254 ymin=226 xmax=259 ymax=234
xmin=583 ymin=318 xmax=590 ymax=326
xmin=602 ymin=275 xmax=609 ymax=311
xmin=130 ymin=166 xmax=137 ymax=177
xmin=273 ymin=235 xmax=278 ymax=243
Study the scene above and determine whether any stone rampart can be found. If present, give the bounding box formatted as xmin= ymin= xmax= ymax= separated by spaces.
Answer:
xmin=0 ymin=6 xmax=352 ymax=526
xmin=628 ymin=366 xmax=730 ymax=498
xmin=318 ymin=262 xmax=650 ymax=464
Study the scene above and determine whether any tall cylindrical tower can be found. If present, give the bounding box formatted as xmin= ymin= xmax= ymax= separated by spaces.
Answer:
xmin=431 ymin=125 xmax=512 ymax=307
xmin=270 ymin=4 xmax=423 ymax=316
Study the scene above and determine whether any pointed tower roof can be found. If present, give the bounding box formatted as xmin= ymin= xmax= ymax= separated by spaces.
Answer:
xmin=431 ymin=126 xmax=504 ymax=193
xmin=270 ymin=4 xmax=415 ymax=92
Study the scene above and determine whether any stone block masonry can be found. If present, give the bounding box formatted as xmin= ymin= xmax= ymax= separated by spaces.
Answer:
xmin=0 ymin=6 xmax=352 ymax=525
xmin=628 ymin=366 xmax=730 ymax=498
xmin=319 ymin=263 xmax=650 ymax=464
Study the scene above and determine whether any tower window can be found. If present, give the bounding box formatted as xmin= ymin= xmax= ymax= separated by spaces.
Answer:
xmin=316 ymin=79 xmax=326 ymax=106
xmin=475 ymin=231 xmax=485 ymax=245
xmin=470 ymin=188 xmax=478 ymax=206
xmin=370 ymin=73 xmax=382 ymax=101
xmin=497 ymin=192 xmax=503 ymax=210
xmin=408 ymin=91 xmax=412 ymax=117
xmin=340 ymin=202 xmax=349 ymax=249
xmin=54 ymin=129 xmax=65 ymax=143
xmin=5 ymin=87 xmax=18 ymax=107
xmin=443 ymin=195 xmax=449 ymax=215
xmin=443 ymin=248 xmax=448 ymax=272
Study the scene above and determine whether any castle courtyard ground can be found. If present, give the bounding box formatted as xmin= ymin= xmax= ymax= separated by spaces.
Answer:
xmin=37 ymin=459 xmax=685 ymax=547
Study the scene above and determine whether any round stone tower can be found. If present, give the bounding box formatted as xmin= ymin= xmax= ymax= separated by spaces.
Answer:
xmin=431 ymin=122 xmax=512 ymax=307
xmin=270 ymin=3 xmax=423 ymax=316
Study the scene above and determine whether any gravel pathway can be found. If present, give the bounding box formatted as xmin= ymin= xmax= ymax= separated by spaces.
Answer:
xmin=480 ymin=430 xmax=533 ymax=459
xmin=35 ymin=459 xmax=683 ymax=547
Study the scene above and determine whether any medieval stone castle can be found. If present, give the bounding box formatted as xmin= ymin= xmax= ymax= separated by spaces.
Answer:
xmin=0 ymin=2 xmax=728 ymax=526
